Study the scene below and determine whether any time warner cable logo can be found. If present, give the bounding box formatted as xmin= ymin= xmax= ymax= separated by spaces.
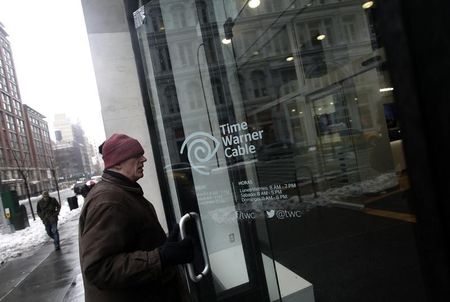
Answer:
xmin=180 ymin=132 xmax=220 ymax=175
xmin=180 ymin=122 xmax=264 ymax=175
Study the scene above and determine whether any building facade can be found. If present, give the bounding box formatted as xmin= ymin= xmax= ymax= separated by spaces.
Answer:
xmin=0 ymin=23 xmax=54 ymax=197
xmin=23 ymin=105 xmax=54 ymax=193
xmin=53 ymin=113 xmax=94 ymax=180
xmin=81 ymin=0 xmax=450 ymax=301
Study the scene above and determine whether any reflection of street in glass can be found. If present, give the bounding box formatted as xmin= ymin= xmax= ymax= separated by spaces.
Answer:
xmin=257 ymin=141 xmax=296 ymax=161
xmin=206 ymin=172 xmax=398 ymax=224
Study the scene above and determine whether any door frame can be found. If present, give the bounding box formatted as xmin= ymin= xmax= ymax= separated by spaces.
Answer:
xmin=123 ymin=1 xmax=277 ymax=301
xmin=123 ymin=0 xmax=450 ymax=300
xmin=376 ymin=1 xmax=450 ymax=299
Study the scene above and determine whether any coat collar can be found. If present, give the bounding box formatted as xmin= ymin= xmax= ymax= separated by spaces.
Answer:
xmin=101 ymin=170 xmax=143 ymax=195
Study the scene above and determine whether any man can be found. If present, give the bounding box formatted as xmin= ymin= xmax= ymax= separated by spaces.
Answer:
xmin=79 ymin=133 xmax=193 ymax=302
xmin=37 ymin=191 xmax=61 ymax=250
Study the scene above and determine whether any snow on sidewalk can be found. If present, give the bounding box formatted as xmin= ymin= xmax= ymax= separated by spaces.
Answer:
xmin=0 ymin=196 xmax=83 ymax=265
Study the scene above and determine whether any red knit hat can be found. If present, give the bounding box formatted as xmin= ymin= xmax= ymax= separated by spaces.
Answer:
xmin=101 ymin=134 xmax=144 ymax=169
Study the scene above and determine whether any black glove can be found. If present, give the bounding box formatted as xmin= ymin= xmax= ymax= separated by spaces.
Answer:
xmin=167 ymin=223 xmax=181 ymax=242
xmin=159 ymin=224 xmax=194 ymax=268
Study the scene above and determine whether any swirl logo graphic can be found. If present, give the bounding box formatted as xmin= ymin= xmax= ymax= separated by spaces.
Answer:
xmin=180 ymin=131 xmax=220 ymax=175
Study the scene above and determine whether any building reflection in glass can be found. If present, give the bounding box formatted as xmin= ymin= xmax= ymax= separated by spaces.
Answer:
xmin=134 ymin=0 xmax=415 ymax=300
xmin=136 ymin=0 xmax=401 ymax=204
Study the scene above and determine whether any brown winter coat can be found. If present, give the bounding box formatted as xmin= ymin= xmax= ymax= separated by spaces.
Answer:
xmin=78 ymin=172 xmax=189 ymax=302
xmin=37 ymin=196 xmax=60 ymax=225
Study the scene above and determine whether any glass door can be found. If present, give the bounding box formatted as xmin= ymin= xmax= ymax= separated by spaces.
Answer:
xmin=133 ymin=1 xmax=289 ymax=301
xmin=134 ymin=0 xmax=428 ymax=301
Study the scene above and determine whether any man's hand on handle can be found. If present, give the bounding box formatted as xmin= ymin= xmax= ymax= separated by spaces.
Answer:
xmin=159 ymin=224 xmax=194 ymax=268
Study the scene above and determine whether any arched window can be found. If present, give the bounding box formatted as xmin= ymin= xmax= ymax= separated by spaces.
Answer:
xmin=251 ymin=70 xmax=268 ymax=98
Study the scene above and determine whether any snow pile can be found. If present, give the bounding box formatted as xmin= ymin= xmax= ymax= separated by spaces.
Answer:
xmin=0 ymin=197 xmax=83 ymax=265
xmin=207 ymin=172 xmax=399 ymax=224
xmin=309 ymin=172 xmax=399 ymax=205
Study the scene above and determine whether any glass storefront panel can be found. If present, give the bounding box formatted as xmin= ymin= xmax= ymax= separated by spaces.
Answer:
xmin=134 ymin=0 xmax=426 ymax=301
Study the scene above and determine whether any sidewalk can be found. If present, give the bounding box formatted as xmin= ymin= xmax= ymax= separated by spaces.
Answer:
xmin=0 ymin=214 xmax=84 ymax=302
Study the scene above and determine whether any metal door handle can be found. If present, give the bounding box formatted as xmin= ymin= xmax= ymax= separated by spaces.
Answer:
xmin=179 ymin=212 xmax=210 ymax=282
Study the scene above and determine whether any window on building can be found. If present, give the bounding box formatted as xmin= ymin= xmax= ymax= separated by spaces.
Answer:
xmin=21 ymin=135 xmax=29 ymax=151
xmin=6 ymin=65 xmax=15 ymax=83
xmin=197 ymin=1 xmax=209 ymax=24
xmin=11 ymin=84 xmax=18 ymax=98
xmin=272 ymin=27 xmax=289 ymax=55
xmin=6 ymin=114 xmax=15 ymax=130
xmin=251 ymin=70 xmax=268 ymax=98
xmin=9 ymin=132 xmax=19 ymax=150
xmin=3 ymin=48 xmax=12 ymax=65
xmin=2 ymin=93 xmax=12 ymax=112
xmin=205 ymin=38 xmax=218 ymax=64
xmin=0 ymin=76 xmax=7 ymax=92
xmin=264 ymin=0 xmax=283 ymax=13
xmin=0 ymin=148 xmax=4 ymax=166
xmin=342 ymin=15 xmax=357 ymax=42
xmin=55 ymin=130 xmax=62 ymax=141
xmin=211 ymin=78 xmax=226 ymax=104
xmin=238 ymin=74 xmax=248 ymax=101
xmin=157 ymin=46 xmax=172 ymax=71
xmin=324 ymin=18 xmax=335 ymax=46
xmin=165 ymin=85 xmax=179 ymax=113
xmin=150 ymin=9 xmax=164 ymax=33
xmin=23 ymin=152 xmax=31 ymax=166
xmin=13 ymin=101 xmax=22 ymax=116
xmin=239 ymin=31 xmax=256 ymax=57
xmin=17 ymin=119 xmax=25 ymax=133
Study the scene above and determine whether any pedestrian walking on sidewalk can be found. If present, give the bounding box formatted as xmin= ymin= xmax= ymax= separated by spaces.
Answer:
xmin=37 ymin=191 xmax=61 ymax=250
xmin=79 ymin=133 xmax=193 ymax=302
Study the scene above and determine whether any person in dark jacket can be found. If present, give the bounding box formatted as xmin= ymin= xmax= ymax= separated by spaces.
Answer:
xmin=80 ymin=180 xmax=96 ymax=198
xmin=37 ymin=191 xmax=61 ymax=250
xmin=79 ymin=133 xmax=193 ymax=302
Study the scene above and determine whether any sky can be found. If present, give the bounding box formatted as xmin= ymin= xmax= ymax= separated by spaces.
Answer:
xmin=0 ymin=0 xmax=106 ymax=145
